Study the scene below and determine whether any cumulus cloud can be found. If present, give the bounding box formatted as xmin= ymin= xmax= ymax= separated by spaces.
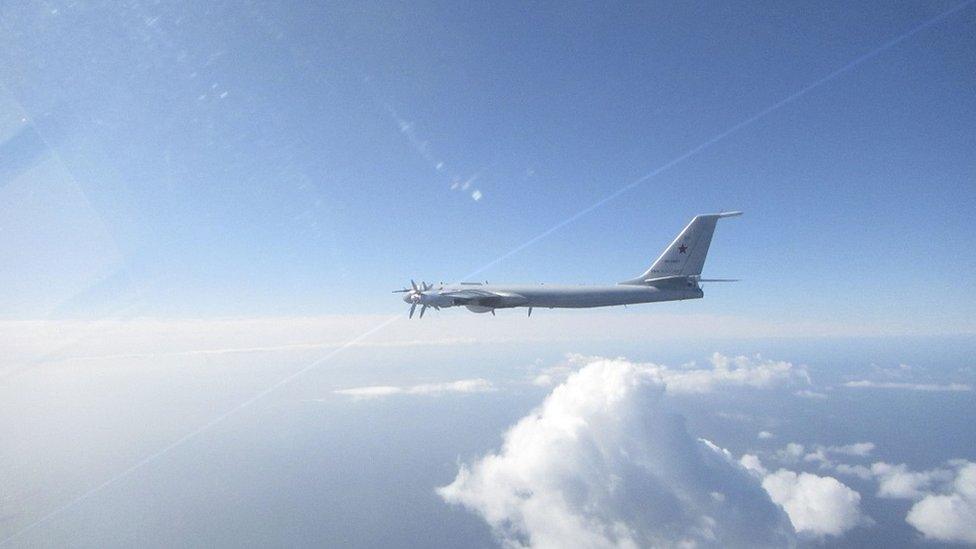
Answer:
xmin=832 ymin=460 xmax=957 ymax=500
xmin=831 ymin=442 xmax=876 ymax=457
xmin=761 ymin=470 xmax=867 ymax=537
xmin=834 ymin=463 xmax=873 ymax=480
xmin=803 ymin=442 xmax=875 ymax=468
xmin=774 ymin=443 xmax=806 ymax=464
xmin=334 ymin=378 xmax=493 ymax=398
xmin=540 ymin=353 xmax=808 ymax=395
xmin=437 ymin=358 xmax=796 ymax=548
xmin=871 ymin=462 xmax=954 ymax=500
xmin=907 ymin=462 xmax=976 ymax=543
xmin=530 ymin=363 xmax=575 ymax=387
xmin=830 ymin=459 xmax=976 ymax=543
xmin=740 ymin=454 xmax=767 ymax=476
xmin=758 ymin=431 xmax=775 ymax=440
xmin=660 ymin=353 xmax=809 ymax=393
xmin=842 ymin=380 xmax=972 ymax=392
xmin=739 ymin=454 xmax=867 ymax=538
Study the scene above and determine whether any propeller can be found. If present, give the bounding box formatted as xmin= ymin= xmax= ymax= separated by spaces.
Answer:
xmin=393 ymin=280 xmax=434 ymax=318
xmin=392 ymin=279 xmax=427 ymax=293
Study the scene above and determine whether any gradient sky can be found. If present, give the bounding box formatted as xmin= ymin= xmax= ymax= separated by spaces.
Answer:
xmin=3 ymin=3 xmax=976 ymax=548
xmin=1 ymin=1 xmax=974 ymax=329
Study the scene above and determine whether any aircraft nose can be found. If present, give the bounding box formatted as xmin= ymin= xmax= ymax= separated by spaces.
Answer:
xmin=402 ymin=293 xmax=412 ymax=304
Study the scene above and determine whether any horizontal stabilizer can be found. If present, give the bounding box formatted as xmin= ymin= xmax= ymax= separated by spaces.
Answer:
xmin=641 ymin=275 xmax=699 ymax=289
xmin=641 ymin=275 xmax=740 ymax=288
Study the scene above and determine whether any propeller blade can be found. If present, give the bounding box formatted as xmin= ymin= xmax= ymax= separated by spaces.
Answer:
xmin=419 ymin=305 xmax=427 ymax=318
xmin=409 ymin=303 xmax=416 ymax=318
xmin=392 ymin=288 xmax=410 ymax=293
xmin=410 ymin=279 xmax=418 ymax=291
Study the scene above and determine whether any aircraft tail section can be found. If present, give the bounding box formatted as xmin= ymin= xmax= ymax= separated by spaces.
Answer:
xmin=620 ymin=211 xmax=741 ymax=285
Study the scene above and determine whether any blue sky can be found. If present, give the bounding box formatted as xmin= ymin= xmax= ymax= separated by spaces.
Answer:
xmin=1 ymin=1 xmax=974 ymax=330
xmin=3 ymin=3 xmax=976 ymax=547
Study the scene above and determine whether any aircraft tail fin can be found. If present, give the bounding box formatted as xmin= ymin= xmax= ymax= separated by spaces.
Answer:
xmin=620 ymin=211 xmax=741 ymax=285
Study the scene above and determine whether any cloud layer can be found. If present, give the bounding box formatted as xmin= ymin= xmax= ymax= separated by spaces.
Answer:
xmin=438 ymin=357 xmax=796 ymax=548
xmin=841 ymin=380 xmax=972 ymax=392
xmin=4 ymin=312 xmax=956 ymax=373
xmin=334 ymin=378 xmax=493 ymax=398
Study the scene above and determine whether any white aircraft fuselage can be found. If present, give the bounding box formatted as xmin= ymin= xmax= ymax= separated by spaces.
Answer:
xmin=396 ymin=212 xmax=740 ymax=318
xmin=409 ymin=283 xmax=702 ymax=313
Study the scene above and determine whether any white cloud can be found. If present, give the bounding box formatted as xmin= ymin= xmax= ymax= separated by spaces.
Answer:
xmin=335 ymin=378 xmax=493 ymax=399
xmin=740 ymin=454 xmax=768 ymax=476
xmin=664 ymin=353 xmax=809 ymax=393
xmin=842 ymin=380 xmax=972 ymax=392
xmin=334 ymin=385 xmax=401 ymax=398
xmin=834 ymin=464 xmax=873 ymax=480
xmin=839 ymin=460 xmax=976 ymax=543
xmin=871 ymin=462 xmax=953 ymax=500
xmin=830 ymin=442 xmax=876 ymax=457
xmin=803 ymin=448 xmax=829 ymax=465
xmin=555 ymin=353 xmax=808 ymax=395
xmin=437 ymin=358 xmax=795 ymax=548
xmin=761 ymin=470 xmax=867 ymax=537
xmin=872 ymin=363 xmax=914 ymax=379
xmin=907 ymin=462 xmax=976 ymax=543
xmin=803 ymin=442 xmax=875 ymax=467
xmin=739 ymin=454 xmax=867 ymax=538
xmin=758 ymin=431 xmax=774 ymax=440
xmin=794 ymin=389 xmax=827 ymax=399
xmin=775 ymin=443 xmax=806 ymax=464
xmin=531 ymin=364 xmax=575 ymax=387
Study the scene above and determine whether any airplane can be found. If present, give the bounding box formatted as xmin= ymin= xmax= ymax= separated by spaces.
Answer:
xmin=394 ymin=211 xmax=742 ymax=318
